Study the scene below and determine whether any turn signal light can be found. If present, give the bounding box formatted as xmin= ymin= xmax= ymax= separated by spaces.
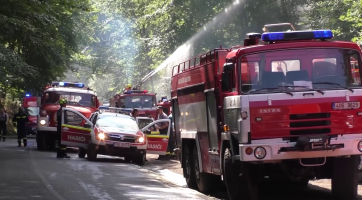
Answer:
xmin=223 ymin=125 xmax=230 ymax=132
xmin=245 ymin=147 xmax=253 ymax=155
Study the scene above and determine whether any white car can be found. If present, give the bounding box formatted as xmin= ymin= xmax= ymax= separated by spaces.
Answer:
xmin=60 ymin=108 xmax=171 ymax=165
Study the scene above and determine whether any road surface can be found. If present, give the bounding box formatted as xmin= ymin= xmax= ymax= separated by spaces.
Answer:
xmin=1 ymin=138 xmax=362 ymax=200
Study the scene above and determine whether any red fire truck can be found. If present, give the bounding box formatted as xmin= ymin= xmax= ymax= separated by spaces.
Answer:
xmin=109 ymin=84 xmax=158 ymax=119
xmin=36 ymin=82 xmax=100 ymax=150
xmin=23 ymin=95 xmax=39 ymax=135
xmin=157 ymin=96 xmax=172 ymax=115
xmin=171 ymin=23 xmax=362 ymax=200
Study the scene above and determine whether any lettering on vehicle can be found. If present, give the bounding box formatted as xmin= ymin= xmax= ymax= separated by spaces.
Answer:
xmin=68 ymin=135 xmax=86 ymax=142
xmin=258 ymin=108 xmax=281 ymax=114
xmin=178 ymin=76 xmax=191 ymax=84
xmin=148 ymin=144 xmax=162 ymax=150
xmin=310 ymin=138 xmax=322 ymax=142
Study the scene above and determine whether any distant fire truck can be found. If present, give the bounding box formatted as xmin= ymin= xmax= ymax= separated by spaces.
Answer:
xmin=36 ymin=82 xmax=100 ymax=150
xmin=171 ymin=23 xmax=362 ymax=200
xmin=23 ymin=95 xmax=39 ymax=135
xmin=157 ymin=96 xmax=172 ymax=115
xmin=109 ymin=84 xmax=158 ymax=119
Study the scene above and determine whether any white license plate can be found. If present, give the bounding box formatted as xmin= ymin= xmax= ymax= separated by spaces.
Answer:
xmin=332 ymin=102 xmax=360 ymax=110
xmin=114 ymin=142 xmax=130 ymax=148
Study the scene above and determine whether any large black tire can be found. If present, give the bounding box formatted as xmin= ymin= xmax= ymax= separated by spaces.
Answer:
xmin=223 ymin=148 xmax=257 ymax=200
xmin=36 ymin=132 xmax=46 ymax=151
xmin=192 ymin=146 xmax=216 ymax=193
xmin=134 ymin=153 xmax=146 ymax=166
xmin=183 ymin=146 xmax=197 ymax=189
xmin=332 ymin=155 xmax=359 ymax=200
xmin=78 ymin=147 xmax=86 ymax=158
xmin=124 ymin=156 xmax=132 ymax=163
xmin=86 ymin=144 xmax=97 ymax=161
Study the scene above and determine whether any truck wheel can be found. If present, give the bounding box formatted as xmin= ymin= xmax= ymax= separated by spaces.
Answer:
xmin=223 ymin=148 xmax=257 ymax=200
xmin=124 ymin=156 xmax=132 ymax=163
xmin=192 ymin=146 xmax=214 ymax=193
xmin=87 ymin=144 xmax=97 ymax=161
xmin=36 ymin=132 xmax=46 ymax=151
xmin=332 ymin=155 xmax=359 ymax=200
xmin=78 ymin=147 xmax=86 ymax=158
xmin=183 ymin=146 xmax=197 ymax=189
xmin=134 ymin=153 xmax=146 ymax=166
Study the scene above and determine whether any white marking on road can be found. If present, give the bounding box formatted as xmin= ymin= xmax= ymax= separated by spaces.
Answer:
xmin=78 ymin=181 xmax=115 ymax=200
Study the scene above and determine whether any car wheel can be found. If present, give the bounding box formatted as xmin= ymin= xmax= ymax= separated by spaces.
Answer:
xmin=134 ymin=153 xmax=146 ymax=166
xmin=124 ymin=156 xmax=132 ymax=163
xmin=87 ymin=144 xmax=97 ymax=161
xmin=78 ymin=147 xmax=86 ymax=158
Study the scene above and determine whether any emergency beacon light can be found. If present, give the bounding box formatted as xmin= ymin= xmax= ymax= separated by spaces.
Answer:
xmin=52 ymin=82 xmax=85 ymax=88
xmin=25 ymin=94 xmax=30 ymax=97
xmin=261 ymin=30 xmax=333 ymax=42
xmin=124 ymin=90 xmax=148 ymax=94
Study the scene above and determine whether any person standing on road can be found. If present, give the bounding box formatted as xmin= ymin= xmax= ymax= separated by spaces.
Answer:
xmin=56 ymin=99 xmax=70 ymax=158
xmin=0 ymin=108 xmax=8 ymax=142
xmin=155 ymin=106 xmax=170 ymax=160
xmin=12 ymin=107 xmax=29 ymax=147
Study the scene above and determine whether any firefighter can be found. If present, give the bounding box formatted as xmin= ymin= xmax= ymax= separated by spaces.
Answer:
xmin=56 ymin=99 xmax=70 ymax=158
xmin=155 ymin=106 xmax=170 ymax=160
xmin=12 ymin=107 xmax=29 ymax=147
xmin=131 ymin=109 xmax=139 ymax=118
xmin=0 ymin=108 xmax=8 ymax=142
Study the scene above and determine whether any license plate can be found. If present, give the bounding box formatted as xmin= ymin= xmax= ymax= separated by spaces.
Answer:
xmin=332 ymin=102 xmax=360 ymax=110
xmin=114 ymin=142 xmax=130 ymax=148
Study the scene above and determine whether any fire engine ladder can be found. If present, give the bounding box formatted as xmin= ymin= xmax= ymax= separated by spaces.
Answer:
xmin=262 ymin=23 xmax=296 ymax=32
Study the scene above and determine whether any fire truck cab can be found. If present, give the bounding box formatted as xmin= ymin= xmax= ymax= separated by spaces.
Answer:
xmin=110 ymin=85 xmax=158 ymax=119
xmin=36 ymin=82 xmax=99 ymax=150
xmin=171 ymin=24 xmax=362 ymax=200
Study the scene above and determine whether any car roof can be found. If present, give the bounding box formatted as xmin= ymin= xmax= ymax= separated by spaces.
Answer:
xmin=97 ymin=112 xmax=132 ymax=119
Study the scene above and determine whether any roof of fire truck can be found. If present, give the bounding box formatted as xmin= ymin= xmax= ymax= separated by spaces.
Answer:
xmin=44 ymin=82 xmax=97 ymax=95
xmin=226 ymin=29 xmax=360 ymax=59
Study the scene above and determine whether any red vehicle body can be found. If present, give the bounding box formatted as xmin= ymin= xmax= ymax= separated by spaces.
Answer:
xmin=23 ymin=96 xmax=39 ymax=135
xmin=36 ymin=82 xmax=100 ymax=150
xmin=171 ymin=24 xmax=362 ymax=199
xmin=110 ymin=86 xmax=158 ymax=119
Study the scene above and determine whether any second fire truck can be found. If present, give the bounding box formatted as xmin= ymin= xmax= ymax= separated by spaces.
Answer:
xmin=109 ymin=84 xmax=158 ymax=119
xmin=36 ymin=82 xmax=100 ymax=150
xmin=171 ymin=23 xmax=362 ymax=200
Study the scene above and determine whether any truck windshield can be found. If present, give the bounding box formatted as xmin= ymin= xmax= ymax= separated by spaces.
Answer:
xmin=25 ymin=107 xmax=39 ymax=116
xmin=240 ymin=48 xmax=362 ymax=93
xmin=44 ymin=92 xmax=96 ymax=107
xmin=121 ymin=95 xmax=156 ymax=108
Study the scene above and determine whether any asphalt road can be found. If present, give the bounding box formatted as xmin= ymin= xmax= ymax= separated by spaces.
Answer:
xmin=0 ymin=138 xmax=212 ymax=200
xmin=2 ymin=138 xmax=362 ymax=200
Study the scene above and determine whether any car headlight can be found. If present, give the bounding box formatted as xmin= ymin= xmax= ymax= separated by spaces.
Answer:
xmin=98 ymin=132 xmax=105 ymax=140
xmin=40 ymin=120 xmax=46 ymax=125
xmin=137 ymin=136 xmax=145 ymax=143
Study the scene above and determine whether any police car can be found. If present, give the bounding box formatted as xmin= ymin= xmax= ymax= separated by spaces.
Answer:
xmin=59 ymin=108 xmax=171 ymax=165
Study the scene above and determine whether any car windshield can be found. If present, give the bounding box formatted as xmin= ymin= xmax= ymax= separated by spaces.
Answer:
xmin=137 ymin=118 xmax=153 ymax=129
xmin=25 ymin=107 xmax=39 ymax=116
xmin=96 ymin=116 xmax=139 ymax=131
xmin=44 ymin=92 xmax=96 ymax=107
xmin=240 ymin=48 xmax=362 ymax=94
xmin=121 ymin=95 xmax=156 ymax=108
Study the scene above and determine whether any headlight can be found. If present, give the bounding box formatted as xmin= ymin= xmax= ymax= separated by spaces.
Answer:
xmin=40 ymin=120 xmax=46 ymax=125
xmin=137 ymin=136 xmax=145 ymax=143
xmin=98 ymin=132 xmax=105 ymax=140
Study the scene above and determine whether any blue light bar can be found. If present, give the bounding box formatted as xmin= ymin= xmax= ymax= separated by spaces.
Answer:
xmin=25 ymin=94 xmax=30 ymax=97
xmin=52 ymin=82 xmax=84 ymax=88
xmin=261 ymin=30 xmax=333 ymax=42
xmin=59 ymin=82 xmax=65 ymax=86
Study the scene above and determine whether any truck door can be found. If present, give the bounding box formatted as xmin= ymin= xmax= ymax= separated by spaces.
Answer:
xmin=61 ymin=108 xmax=93 ymax=148
xmin=141 ymin=119 xmax=171 ymax=155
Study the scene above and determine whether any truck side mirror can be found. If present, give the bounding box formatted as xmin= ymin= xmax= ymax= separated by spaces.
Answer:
xmin=221 ymin=63 xmax=234 ymax=92
xmin=37 ymin=97 xmax=41 ymax=107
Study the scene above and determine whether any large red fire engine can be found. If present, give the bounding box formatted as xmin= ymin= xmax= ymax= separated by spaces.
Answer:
xmin=23 ymin=95 xmax=39 ymax=135
xmin=36 ymin=82 xmax=100 ymax=150
xmin=171 ymin=23 xmax=362 ymax=200
xmin=109 ymin=84 xmax=158 ymax=119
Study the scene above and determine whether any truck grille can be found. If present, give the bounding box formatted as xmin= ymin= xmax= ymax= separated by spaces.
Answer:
xmin=289 ymin=113 xmax=331 ymax=136
xmin=107 ymin=134 xmax=136 ymax=143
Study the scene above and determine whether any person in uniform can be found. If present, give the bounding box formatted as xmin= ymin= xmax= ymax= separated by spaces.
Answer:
xmin=56 ymin=99 xmax=70 ymax=158
xmin=12 ymin=107 xmax=29 ymax=147
xmin=0 ymin=108 xmax=8 ymax=142
xmin=155 ymin=106 xmax=170 ymax=160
